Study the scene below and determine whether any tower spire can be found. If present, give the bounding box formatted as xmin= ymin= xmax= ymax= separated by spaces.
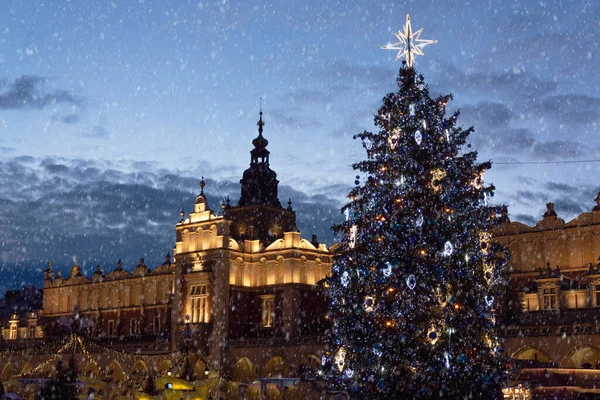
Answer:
xmin=251 ymin=109 xmax=269 ymax=165
xmin=257 ymin=110 xmax=264 ymax=137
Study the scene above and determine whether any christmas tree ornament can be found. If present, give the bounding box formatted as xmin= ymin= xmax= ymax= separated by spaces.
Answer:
xmin=373 ymin=345 xmax=383 ymax=358
xmin=427 ymin=328 xmax=439 ymax=344
xmin=349 ymin=225 xmax=357 ymax=248
xmin=416 ymin=213 xmax=424 ymax=227
xmin=443 ymin=241 xmax=453 ymax=256
xmin=430 ymin=168 xmax=446 ymax=192
xmin=341 ymin=271 xmax=350 ymax=287
xmin=388 ymin=128 xmax=401 ymax=149
xmin=409 ymin=103 xmax=415 ymax=116
xmin=394 ymin=175 xmax=406 ymax=187
xmin=406 ymin=274 xmax=417 ymax=290
xmin=335 ymin=348 xmax=347 ymax=371
xmin=345 ymin=368 xmax=355 ymax=378
xmin=364 ymin=296 xmax=375 ymax=312
xmin=414 ymin=130 xmax=422 ymax=145
xmin=383 ymin=262 xmax=393 ymax=277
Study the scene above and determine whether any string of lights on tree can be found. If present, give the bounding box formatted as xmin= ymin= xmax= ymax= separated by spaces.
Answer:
xmin=323 ymin=15 xmax=508 ymax=399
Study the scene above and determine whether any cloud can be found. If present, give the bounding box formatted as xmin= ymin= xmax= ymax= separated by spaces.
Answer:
xmin=473 ymin=128 xmax=535 ymax=156
xmin=329 ymin=125 xmax=367 ymax=139
xmin=0 ymin=146 xmax=15 ymax=154
xmin=269 ymin=110 xmax=322 ymax=130
xmin=473 ymin=126 xmax=589 ymax=162
xmin=0 ymin=75 xmax=81 ymax=110
xmin=459 ymin=102 xmax=513 ymax=129
xmin=0 ymin=156 xmax=343 ymax=284
xmin=62 ymin=114 xmax=80 ymax=124
xmin=284 ymin=88 xmax=335 ymax=105
xmin=512 ymin=213 xmax=537 ymax=226
xmin=87 ymin=125 xmax=109 ymax=138
xmin=531 ymin=140 xmax=587 ymax=160
xmin=318 ymin=62 xmax=394 ymax=88
xmin=545 ymin=182 xmax=579 ymax=193
xmin=552 ymin=198 xmax=585 ymax=216
xmin=528 ymin=95 xmax=600 ymax=125
xmin=433 ymin=64 xmax=558 ymax=102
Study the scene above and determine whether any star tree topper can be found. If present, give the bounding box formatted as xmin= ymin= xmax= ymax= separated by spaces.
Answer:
xmin=382 ymin=14 xmax=437 ymax=67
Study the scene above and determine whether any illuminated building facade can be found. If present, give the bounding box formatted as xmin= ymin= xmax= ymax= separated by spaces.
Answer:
xmin=495 ymin=198 xmax=600 ymax=399
xmin=171 ymin=111 xmax=333 ymax=377
xmin=0 ymin=112 xmax=332 ymax=393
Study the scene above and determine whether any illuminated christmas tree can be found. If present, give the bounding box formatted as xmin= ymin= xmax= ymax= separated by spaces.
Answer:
xmin=325 ymin=15 xmax=508 ymax=399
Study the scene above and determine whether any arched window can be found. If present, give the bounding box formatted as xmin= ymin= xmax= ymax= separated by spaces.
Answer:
xmin=564 ymin=346 xmax=600 ymax=369
xmin=190 ymin=284 xmax=209 ymax=323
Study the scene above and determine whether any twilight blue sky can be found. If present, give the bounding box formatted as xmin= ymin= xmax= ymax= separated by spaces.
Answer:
xmin=0 ymin=0 xmax=599 ymax=291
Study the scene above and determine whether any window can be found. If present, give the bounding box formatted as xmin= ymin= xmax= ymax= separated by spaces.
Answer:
xmin=29 ymin=325 xmax=36 ymax=338
xmin=153 ymin=316 xmax=161 ymax=334
xmin=130 ymin=319 xmax=137 ymax=336
xmin=9 ymin=324 xmax=17 ymax=340
xmin=261 ymin=295 xmax=276 ymax=328
xmin=542 ymin=288 xmax=557 ymax=310
xmin=190 ymin=285 xmax=209 ymax=323
xmin=108 ymin=320 xmax=115 ymax=336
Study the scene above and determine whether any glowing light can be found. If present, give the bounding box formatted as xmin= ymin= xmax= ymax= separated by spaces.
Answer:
xmin=373 ymin=346 xmax=383 ymax=357
xmin=414 ymin=130 xmax=422 ymax=145
xmin=349 ymin=224 xmax=357 ymax=248
xmin=428 ymin=328 xmax=438 ymax=344
xmin=364 ymin=296 xmax=375 ymax=312
xmin=443 ymin=241 xmax=453 ymax=257
xmin=383 ymin=262 xmax=393 ymax=277
xmin=480 ymin=232 xmax=491 ymax=255
xmin=416 ymin=213 xmax=424 ymax=227
xmin=472 ymin=170 xmax=486 ymax=189
xmin=381 ymin=14 xmax=437 ymax=67
xmin=430 ymin=168 xmax=446 ymax=192
xmin=341 ymin=271 xmax=350 ymax=287
xmin=335 ymin=348 xmax=346 ymax=371
xmin=406 ymin=274 xmax=417 ymax=290
xmin=345 ymin=368 xmax=355 ymax=378
xmin=388 ymin=128 xmax=401 ymax=149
